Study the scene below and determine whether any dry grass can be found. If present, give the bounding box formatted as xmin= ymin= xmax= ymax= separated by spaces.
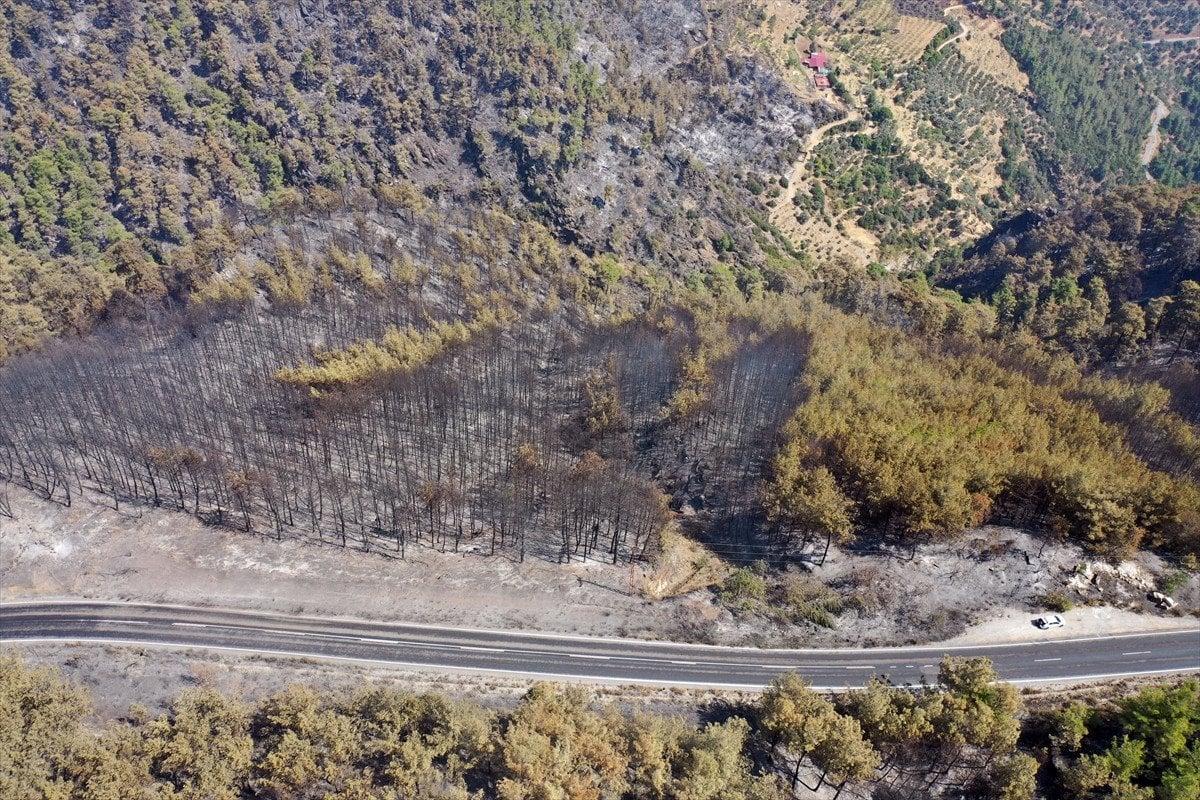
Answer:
xmin=885 ymin=15 xmax=947 ymax=63
xmin=747 ymin=0 xmax=877 ymax=263
xmin=834 ymin=2 xmax=942 ymax=68
xmin=949 ymin=11 xmax=1029 ymax=92
xmin=747 ymin=0 xmax=1026 ymax=264
xmin=850 ymin=0 xmax=901 ymax=34
xmin=642 ymin=528 xmax=729 ymax=600
xmin=768 ymin=109 xmax=879 ymax=267
xmin=887 ymin=92 xmax=1005 ymax=209
xmin=847 ymin=14 xmax=943 ymax=68
xmin=771 ymin=200 xmax=878 ymax=268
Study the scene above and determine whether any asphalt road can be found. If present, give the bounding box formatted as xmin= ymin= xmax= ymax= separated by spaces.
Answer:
xmin=1 ymin=602 xmax=1197 ymax=689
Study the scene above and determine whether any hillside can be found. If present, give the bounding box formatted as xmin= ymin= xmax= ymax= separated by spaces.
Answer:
xmin=736 ymin=0 xmax=1200 ymax=272
xmin=3 ymin=0 xmax=1195 ymax=347
xmin=938 ymin=184 xmax=1200 ymax=362
xmin=0 ymin=0 xmax=834 ymax=360
xmin=999 ymin=0 xmax=1200 ymax=187
xmin=0 ymin=0 xmax=1198 ymax=655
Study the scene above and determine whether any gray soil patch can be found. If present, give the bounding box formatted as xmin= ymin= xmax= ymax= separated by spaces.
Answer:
xmin=2 ymin=485 xmax=1195 ymax=649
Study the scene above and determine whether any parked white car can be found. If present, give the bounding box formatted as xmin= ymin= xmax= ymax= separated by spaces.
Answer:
xmin=1033 ymin=614 xmax=1064 ymax=629
xmin=1150 ymin=592 xmax=1177 ymax=610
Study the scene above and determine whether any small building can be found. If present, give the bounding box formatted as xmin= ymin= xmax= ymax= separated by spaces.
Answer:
xmin=814 ymin=74 xmax=831 ymax=89
xmin=805 ymin=52 xmax=828 ymax=70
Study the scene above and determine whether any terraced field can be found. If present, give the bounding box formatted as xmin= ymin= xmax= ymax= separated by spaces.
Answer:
xmin=898 ymin=50 xmax=1035 ymax=175
xmin=864 ymin=14 xmax=947 ymax=65
xmin=745 ymin=0 xmax=1056 ymax=265
xmin=753 ymin=0 xmax=872 ymax=264
xmin=946 ymin=9 xmax=1029 ymax=91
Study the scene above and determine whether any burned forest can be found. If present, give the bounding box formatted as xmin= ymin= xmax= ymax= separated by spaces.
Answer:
xmin=0 ymin=283 xmax=812 ymax=565
xmin=1 ymin=0 xmax=1198 ymax=582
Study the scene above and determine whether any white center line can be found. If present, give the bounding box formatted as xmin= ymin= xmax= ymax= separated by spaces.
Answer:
xmin=172 ymin=622 xmax=208 ymax=628
xmin=458 ymin=646 xmax=505 ymax=653
xmin=1122 ymin=651 xmax=1152 ymax=656
xmin=671 ymin=660 xmax=697 ymax=665
xmin=568 ymin=654 xmax=610 ymax=660
xmin=358 ymin=637 xmax=394 ymax=644
xmin=845 ymin=665 xmax=875 ymax=670
xmin=1034 ymin=657 xmax=1061 ymax=662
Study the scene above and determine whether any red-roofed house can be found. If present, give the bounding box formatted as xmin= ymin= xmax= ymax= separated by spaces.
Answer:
xmin=805 ymin=52 xmax=828 ymax=70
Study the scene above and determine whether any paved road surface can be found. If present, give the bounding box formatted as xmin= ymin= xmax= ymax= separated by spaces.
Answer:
xmin=2 ymin=602 xmax=1196 ymax=689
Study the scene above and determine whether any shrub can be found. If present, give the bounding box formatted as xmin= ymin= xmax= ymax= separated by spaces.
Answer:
xmin=1160 ymin=570 xmax=1189 ymax=596
xmin=779 ymin=574 xmax=843 ymax=628
xmin=1040 ymin=592 xmax=1075 ymax=613
xmin=719 ymin=567 xmax=767 ymax=608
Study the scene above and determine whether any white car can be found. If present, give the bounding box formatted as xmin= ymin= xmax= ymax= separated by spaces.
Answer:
xmin=1034 ymin=614 xmax=1064 ymax=629
xmin=1150 ymin=592 xmax=1177 ymax=610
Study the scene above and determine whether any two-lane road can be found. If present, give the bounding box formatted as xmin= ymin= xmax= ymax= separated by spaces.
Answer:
xmin=1 ymin=602 xmax=1196 ymax=689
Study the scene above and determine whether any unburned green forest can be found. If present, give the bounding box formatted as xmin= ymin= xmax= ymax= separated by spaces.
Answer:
xmin=4 ymin=653 xmax=1198 ymax=799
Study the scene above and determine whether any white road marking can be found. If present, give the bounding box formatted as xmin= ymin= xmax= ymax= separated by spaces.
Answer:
xmin=12 ymin=635 xmax=1200 ymax=690
xmin=358 ymin=637 xmax=394 ymax=644
xmin=671 ymin=660 xmax=697 ymax=665
xmin=568 ymin=654 xmax=610 ymax=660
xmin=7 ymin=605 xmax=1197 ymax=691
xmin=13 ymin=600 xmax=1197 ymax=655
xmin=1122 ymin=651 xmax=1151 ymax=656
xmin=1034 ymin=658 xmax=1061 ymax=663
xmin=1008 ymin=667 xmax=1200 ymax=685
xmin=458 ymin=646 xmax=505 ymax=653
xmin=845 ymin=665 xmax=875 ymax=670
xmin=2 ymin=637 xmax=774 ymax=690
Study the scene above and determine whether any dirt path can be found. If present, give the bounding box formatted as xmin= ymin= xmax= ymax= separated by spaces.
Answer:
xmin=938 ymin=3 xmax=971 ymax=53
xmin=1142 ymin=95 xmax=1170 ymax=177
xmin=936 ymin=27 xmax=968 ymax=52
xmin=784 ymin=111 xmax=862 ymax=188
xmin=1143 ymin=35 xmax=1200 ymax=45
xmin=770 ymin=108 xmax=875 ymax=263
